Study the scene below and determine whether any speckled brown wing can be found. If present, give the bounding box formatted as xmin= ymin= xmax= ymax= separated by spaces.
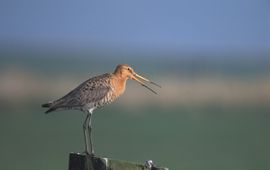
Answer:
xmin=44 ymin=73 xmax=113 ymax=113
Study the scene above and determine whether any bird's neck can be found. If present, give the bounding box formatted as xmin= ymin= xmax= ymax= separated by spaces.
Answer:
xmin=112 ymin=74 xmax=128 ymax=97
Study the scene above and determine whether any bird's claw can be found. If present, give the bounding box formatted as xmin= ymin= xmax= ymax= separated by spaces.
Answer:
xmin=83 ymin=150 xmax=95 ymax=156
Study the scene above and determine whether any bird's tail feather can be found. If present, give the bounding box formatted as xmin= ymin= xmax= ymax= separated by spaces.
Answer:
xmin=42 ymin=102 xmax=56 ymax=114
xmin=44 ymin=108 xmax=56 ymax=114
xmin=42 ymin=102 xmax=52 ymax=108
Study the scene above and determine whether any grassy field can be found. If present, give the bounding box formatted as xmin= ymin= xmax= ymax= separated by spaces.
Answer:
xmin=1 ymin=104 xmax=270 ymax=170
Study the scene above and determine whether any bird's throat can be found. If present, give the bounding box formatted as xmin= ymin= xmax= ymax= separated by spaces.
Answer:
xmin=116 ymin=77 xmax=127 ymax=96
xmin=110 ymin=75 xmax=126 ymax=98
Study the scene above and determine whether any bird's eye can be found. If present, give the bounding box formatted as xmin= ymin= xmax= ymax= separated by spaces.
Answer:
xmin=127 ymin=68 xmax=130 ymax=71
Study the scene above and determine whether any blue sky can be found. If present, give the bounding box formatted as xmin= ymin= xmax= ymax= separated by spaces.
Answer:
xmin=1 ymin=0 xmax=269 ymax=52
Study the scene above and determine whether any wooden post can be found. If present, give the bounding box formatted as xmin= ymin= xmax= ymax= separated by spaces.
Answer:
xmin=68 ymin=153 xmax=169 ymax=170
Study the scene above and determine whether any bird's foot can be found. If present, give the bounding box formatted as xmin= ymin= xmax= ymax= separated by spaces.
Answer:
xmin=83 ymin=150 xmax=95 ymax=156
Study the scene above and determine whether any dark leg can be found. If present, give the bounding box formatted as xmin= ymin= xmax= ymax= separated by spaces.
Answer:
xmin=88 ymin=112 xmax=94 ymax=154
xmin=83 ymin=113 xmax=91 ymax=154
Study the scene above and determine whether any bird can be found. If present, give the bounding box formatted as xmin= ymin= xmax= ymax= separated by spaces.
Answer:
xmin=42 ymin=64 xmax=161 ymax=155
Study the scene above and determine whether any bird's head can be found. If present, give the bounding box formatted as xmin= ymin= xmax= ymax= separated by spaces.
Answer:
xmin=114 ymin=64 xmax=161 ymax=94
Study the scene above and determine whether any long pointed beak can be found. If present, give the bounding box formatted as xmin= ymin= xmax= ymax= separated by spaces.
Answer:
xmin=132 ymin=73 xmax=161 ymax=94
xmin=134 ymin=73 xmax=162 ymax=88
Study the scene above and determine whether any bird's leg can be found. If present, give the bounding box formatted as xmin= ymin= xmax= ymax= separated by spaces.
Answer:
xmin=83 ymin=113 xmax=91 ymax=155
xmin=87 ymin=112 xmax=94 ymax=154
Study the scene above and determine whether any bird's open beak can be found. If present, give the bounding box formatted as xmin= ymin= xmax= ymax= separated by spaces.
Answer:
xmin=131 ymin=73 xmax=161 ymax=94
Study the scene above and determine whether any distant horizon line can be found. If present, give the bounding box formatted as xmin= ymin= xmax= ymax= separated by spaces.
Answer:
xmin=0 ymin=41 xmax=269 ymax=59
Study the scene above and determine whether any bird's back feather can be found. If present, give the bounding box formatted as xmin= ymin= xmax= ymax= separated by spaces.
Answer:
xmin=43 ymin=73 xmax=115 ymax=113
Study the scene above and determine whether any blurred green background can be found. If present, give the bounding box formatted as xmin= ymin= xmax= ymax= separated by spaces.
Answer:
xmin=1 ymin=51 xmax=270 ymax=170
xmin=1 ymin=0 xmax=270 ymax=170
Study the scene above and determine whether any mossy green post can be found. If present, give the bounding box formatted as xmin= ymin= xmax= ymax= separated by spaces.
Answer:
xmin=69 ymin=153 xmax=168 ymax=170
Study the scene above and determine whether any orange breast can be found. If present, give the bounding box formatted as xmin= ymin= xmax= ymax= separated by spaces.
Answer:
xmin=110 ymin=75 xmax=127 ymax=98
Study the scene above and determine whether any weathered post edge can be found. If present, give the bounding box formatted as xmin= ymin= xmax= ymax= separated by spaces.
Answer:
xmin=68 ymin=152 xmax=169 ymax=170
